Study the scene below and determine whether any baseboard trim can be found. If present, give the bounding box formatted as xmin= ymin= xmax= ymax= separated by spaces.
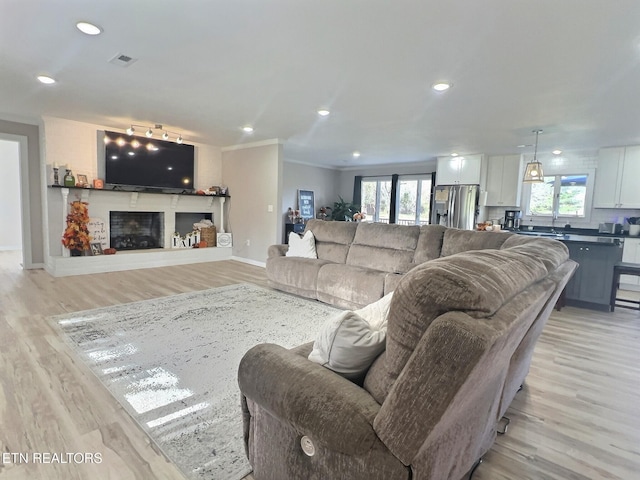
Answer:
xmin=231 ymin=256 xmax=266 ymax=268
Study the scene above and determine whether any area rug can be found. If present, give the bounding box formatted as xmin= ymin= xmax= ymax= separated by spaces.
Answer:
xmin=52 ymin=283 xmax=340 ymax=480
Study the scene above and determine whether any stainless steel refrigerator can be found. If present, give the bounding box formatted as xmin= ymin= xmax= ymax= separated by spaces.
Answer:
xmin=432 ymin=185 xmax=479 ymax=230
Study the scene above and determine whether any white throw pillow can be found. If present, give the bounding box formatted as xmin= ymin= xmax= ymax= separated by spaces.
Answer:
xmin=308 ymin=310 xmax=387 ymax=379
xmin=354 ymin=292 xmax=394 ymax=330
xmin=286 ymin=230 xmax=317 ymax=259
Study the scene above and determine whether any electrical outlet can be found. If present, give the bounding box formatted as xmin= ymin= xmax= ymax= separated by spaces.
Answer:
xmin=267 ymin=204 xmax=274 ymax=212
xmin=245 ymin=239 xmax=251 ymax=246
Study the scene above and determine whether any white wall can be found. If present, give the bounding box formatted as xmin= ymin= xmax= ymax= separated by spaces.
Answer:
xmin=41 ymin=116 xmax=222 ymax=191
xmin=41 ymin=116 xmax=223 ymax=257
xmin=0 ymin=139 xmax=22 ymax=250
xmin=222 ymin=142 xmax=282 ymax=263
xmin=282 ymin=160 xmax=339 ymax=241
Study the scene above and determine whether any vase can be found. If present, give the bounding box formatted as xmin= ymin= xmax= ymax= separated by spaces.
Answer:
xmin=70 ymin=249 xmax=84 ymax=257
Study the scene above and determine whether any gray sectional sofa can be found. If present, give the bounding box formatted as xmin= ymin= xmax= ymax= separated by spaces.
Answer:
xmin=242 ymin=220 xmax=577 ymax=479
xmin=268 ymin=219 xmax=532 ymax=309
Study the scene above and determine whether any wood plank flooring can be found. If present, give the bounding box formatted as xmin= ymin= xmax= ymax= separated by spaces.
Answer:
xmin=1 ymin=249 xmax=638 ymax=479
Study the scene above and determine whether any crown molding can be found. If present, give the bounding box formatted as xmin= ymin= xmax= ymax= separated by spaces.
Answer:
xmin=221 ymin=138 xmax=282 ymax=152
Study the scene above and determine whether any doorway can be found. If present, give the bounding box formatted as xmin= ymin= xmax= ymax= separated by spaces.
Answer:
xmin=0 ymin=139 xmax=23 ymax=253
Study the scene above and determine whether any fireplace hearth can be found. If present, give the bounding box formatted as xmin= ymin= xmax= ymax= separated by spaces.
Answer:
xmin=110 ymin=211 xmax=164 ymax=251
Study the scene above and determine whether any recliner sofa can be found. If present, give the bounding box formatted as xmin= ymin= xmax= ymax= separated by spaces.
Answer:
xmin=241 ymin=221 xmax=576 ymax=479
xmin=267 ymin=219 xmax=548 ymax=309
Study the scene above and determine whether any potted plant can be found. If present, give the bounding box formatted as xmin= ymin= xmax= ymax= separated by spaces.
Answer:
xmin=331 ymin=197 xmax=361 ymax=221
xmin=61 ymin=200 xmax=92 ymax=255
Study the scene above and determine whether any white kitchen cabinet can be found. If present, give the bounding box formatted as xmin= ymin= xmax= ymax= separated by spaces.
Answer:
xmin=436 ymin=155 xmax=482 ymax=185
xmin=485 ymin=155 xmax=523 ymax=207
xmin=594 ymin=146 xmax=640 ymax=208
xmin=621 ymin=238 xmax=640 ymax=289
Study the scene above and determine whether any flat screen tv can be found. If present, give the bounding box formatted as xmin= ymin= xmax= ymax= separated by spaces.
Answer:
xmin=104 ymin=130 xmax=195 ymax=190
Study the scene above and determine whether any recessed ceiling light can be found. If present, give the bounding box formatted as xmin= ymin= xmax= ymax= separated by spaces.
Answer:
xmin=76 ymin=21 xmax=102 ymax=35
xmin=317 ymin=109 xmax=330 ymax=116
xmin=242 ymin=125 xmax=254 ymax=133
xmin=432 ymin=82 xmax=451 ymax=92
xmin=37 ymin=75 xmax=56 ymax=84
xmin=352 ymin=151 xmax=361 ymax=158
xmin=451 ymin=152 xmax=458 ymax=157
xmin=552 ymin=149 xmax=562 ymax=155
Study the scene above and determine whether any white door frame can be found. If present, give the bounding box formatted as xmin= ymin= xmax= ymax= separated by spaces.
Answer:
xmin=0 ymin=133 xmax=31 ymax=268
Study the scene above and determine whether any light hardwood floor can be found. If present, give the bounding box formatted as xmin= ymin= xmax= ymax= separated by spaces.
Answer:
xmin=1 ymin=250 xmax=638 ymax=479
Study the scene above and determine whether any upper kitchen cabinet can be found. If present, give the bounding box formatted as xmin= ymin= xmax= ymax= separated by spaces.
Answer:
xmin=485 ymin=155 xmax=523 ymax=207
xmin=436 ymin=154 xmax=482 ymax=185
xmin=594 ymin=146 xmax=640 ymax=208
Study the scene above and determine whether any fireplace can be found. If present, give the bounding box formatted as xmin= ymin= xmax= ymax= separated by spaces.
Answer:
xmin=110 ymin=211 xmax=164 ymax=251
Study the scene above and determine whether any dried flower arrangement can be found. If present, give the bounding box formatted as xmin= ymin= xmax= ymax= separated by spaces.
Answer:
xmin=61 ymin=200 xmax=92 ymax=253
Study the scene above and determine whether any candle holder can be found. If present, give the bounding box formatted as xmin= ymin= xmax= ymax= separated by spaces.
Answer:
xmin=53 ymin=166 xmax=59 ymax=186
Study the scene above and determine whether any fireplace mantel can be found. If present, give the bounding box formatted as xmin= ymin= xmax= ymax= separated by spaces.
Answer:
xmin=48 ymin=187 xmax=231 ymax=275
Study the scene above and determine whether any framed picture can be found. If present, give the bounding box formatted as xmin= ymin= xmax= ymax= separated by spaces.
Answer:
xmin=77 ymin=174 xmax=88 ymax=187
xmin=90 ymin=242 xmax=104 ymax=256
xmin=298 ymin=189 xmax=315 ymax=220
xmin=93 ymin=178 xmax=104 ymax=189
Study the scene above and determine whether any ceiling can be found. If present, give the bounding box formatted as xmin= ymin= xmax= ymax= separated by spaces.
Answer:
xmin=2 ymin=0 xmax=640 ymax=167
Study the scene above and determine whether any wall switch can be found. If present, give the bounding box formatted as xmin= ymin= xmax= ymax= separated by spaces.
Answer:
xmin=245 ymin=239 xmax=251 ymax=246
xmin=267 ymin=204 xmax=274 ymax=212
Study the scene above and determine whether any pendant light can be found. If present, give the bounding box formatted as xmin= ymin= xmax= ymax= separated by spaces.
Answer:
xmin=523 ymin=129 xmax=545 ymax=183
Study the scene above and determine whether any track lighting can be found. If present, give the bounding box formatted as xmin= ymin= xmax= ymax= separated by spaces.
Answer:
xmin=126 ymin=124 xmax=186 ymax=144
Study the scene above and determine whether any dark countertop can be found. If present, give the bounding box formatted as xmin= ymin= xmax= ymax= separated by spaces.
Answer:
xmin=514 ymin=230 xmax=624 ymax=246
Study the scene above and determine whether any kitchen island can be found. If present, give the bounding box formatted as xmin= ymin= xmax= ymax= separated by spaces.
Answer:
xmin=517 ymin=230 xmax=624 ymax=311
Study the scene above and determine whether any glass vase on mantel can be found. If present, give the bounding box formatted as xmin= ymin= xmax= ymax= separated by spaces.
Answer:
xmin=70 ymin=248 xmax=87 ymax=257
xmin=63 ymin=169 xmax=75 ymax=187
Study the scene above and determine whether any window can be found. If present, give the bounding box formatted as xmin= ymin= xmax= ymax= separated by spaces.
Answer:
xmin=527 ymin=174 xmax=588 ymax=218
xmin=359 ymin=174 xmax=434 ymax=225
xmin=397 ymin=175 xmax=432 ymax=225
xmin=361 ymin=178 xmax=392 ymax=223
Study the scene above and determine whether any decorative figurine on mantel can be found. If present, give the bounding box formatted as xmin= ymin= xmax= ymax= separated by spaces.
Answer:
xmin=53 ymin=162 xmax=60 ymax=186
xmin=63 ymin=167 xmax=75 ymax=187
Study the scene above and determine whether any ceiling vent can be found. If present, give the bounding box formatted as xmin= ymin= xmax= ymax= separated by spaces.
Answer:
xmin=108 ymin=53 xmax=138 ymax=67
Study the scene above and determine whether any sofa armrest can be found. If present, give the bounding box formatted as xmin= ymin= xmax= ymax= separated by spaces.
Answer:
xmin=238 ymin=343 xmax=381 ymax=455
xmin=267 ymin=244 xmax=288 ymax=258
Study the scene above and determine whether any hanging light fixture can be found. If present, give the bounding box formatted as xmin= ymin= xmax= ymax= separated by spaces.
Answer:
xmin=523 ymin=129 xmax=545 ymax=183
xmin=126 ymin=124 xmax=185 ymax=143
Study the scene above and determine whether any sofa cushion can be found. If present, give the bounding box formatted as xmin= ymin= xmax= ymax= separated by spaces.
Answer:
xmin=305 ymin=219 xmax=358 ymax=264
xmin=413 ymin=225 xmax=447 ymax=264
xmin=266 ymin=256 xmax=333 ymax=299
xmin=384 ymin=249 xmax=548 ymax=380
xmin=347 ymin=223 xmax=420 ymax=273
xmin=440 ymin=229 xmax=512 ymax=257
xmin=500 ymin=236 xmax=569 ymax=272
xmin=286 ymin=230 xmax=317 ymax=258
xmin=317 ymin=263 xmax=387 ymax=309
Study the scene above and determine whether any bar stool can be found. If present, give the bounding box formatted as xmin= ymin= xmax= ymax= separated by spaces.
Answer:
xmin=610 ymin=262 xmax=640 ymax=311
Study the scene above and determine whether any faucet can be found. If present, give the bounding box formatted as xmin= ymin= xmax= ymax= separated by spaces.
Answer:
xmin=551 ymin=211 xmax=558 ymax=233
